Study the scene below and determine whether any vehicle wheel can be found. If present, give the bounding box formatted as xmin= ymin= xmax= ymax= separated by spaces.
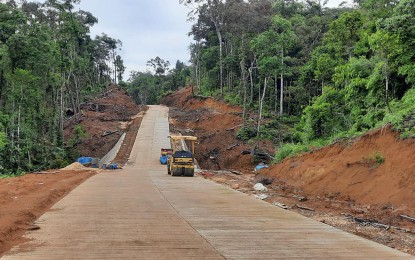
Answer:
xmin=184 ymin=168 xmax=194 ymax=177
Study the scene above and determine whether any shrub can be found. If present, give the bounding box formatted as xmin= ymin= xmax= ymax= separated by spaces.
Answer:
xmin=275 ymin=143 xmax=310 ymax=163
xmin=236 ymin=126 xmax=257 ymax=141
xmin=362 ymin=151 xmax=385 ymax=168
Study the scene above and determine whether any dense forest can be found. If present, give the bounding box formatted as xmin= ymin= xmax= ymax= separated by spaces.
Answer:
xmin=0 ymin=0 xmax=124 ymax=174
xmin=2 ymin=0 xmax=415 ymax=174
xmin=124 ymin=57 xmax=191 ymax=105
xmin=132 ymin=0 xmax=415 ymax=161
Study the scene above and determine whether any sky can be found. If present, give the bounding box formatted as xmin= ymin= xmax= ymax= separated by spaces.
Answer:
xmin=74 ymin=0 xmax=354 ymax=80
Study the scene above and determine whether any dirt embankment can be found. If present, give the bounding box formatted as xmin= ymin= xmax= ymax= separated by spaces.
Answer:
xmin=64 ymin=85 xmax=146 ymax=161
xmin=163 ymin=87 xmax=415 ymax=255
xmin=162 ymin=87 xmax=274 ymax=173
xmin=262 ymin=128 xmax=415 ymax=215
xmin=0 ymin=85 xmax=145 ymax=256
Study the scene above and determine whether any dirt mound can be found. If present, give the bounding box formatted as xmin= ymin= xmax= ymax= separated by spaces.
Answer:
xmin=64 ymin=85 xmax=146 ymax=160
xmin=162 ymin=87 xmax=242 ymax=114
xmin=61 ymin=162 xmax=91 ymax=171
xmin=262 ymin=127 xmax=415 ymax=216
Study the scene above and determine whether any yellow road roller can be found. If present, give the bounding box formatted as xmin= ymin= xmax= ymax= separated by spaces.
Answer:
xmin=167 ymin=135 xmax=197 ymax=177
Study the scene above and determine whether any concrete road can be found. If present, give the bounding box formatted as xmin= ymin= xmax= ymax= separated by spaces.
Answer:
xmin=3 ymin=106 xmax=412 ymax=259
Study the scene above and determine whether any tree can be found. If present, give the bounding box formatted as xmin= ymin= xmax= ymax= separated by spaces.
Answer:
xmin=147 ymin=56 xmax=170 ymax=76
xmin=181 ymin=0 xmax=225 ymax=95
xmin=251 ymin=15 xmax=296 ymax=116
xmin=115 ymin=55 xmax=125 ymax=82
xmin=0 ymin=1 xmax=124 ymax=174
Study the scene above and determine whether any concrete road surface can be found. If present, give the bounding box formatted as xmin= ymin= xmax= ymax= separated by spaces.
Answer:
xmin=3 ymin=106 xmax=412 ymax=259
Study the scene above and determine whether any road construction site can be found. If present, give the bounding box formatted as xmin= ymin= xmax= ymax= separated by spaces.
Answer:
xmin=0 ymin=86 xmax=414 ymax=257
xmin=2 ymin=106 xmax=412 ymax=259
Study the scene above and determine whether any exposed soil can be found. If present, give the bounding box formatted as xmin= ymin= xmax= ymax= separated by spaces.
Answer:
xmin=0 ymin=85 xmax=145 ymax=256
xmin=64 ymin=85 xmax=146 ymax=160
xmin=164 ymin=86 xmax=415 ymax=256
xmin=162 ymin=87 xmax=274 ymax=173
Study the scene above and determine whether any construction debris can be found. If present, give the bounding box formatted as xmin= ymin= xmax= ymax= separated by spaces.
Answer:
xmin=273 ymin=202 xmax=289 ymax=210
xmin=255 ymin=194 xmax=270 ymax=200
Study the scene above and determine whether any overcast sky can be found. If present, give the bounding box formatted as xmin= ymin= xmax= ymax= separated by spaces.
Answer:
xmin=76 ymin=0 xmax=353 ymax=79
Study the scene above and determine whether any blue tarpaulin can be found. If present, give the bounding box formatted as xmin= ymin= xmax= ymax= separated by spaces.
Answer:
xmin=77 ymin=157 xmax=93 ymax=165
xmin=255 ymin=163 xmax=269 ymax=172
xmin=107 ymin=163 xmax=118 ymax=170
xmin=160 ymin=155 xmax=168 ymax=165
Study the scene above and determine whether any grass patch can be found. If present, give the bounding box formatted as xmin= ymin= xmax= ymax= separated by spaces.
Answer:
xmin=362 ymin=151 xmax=385 ymax=168
xmin=274 ymin=143 xmax=310 ymax=163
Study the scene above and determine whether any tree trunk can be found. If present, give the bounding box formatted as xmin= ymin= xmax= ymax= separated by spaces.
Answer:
xmin=385 ymin=63 xmax=392 ymax=113
xmin=257 ymin=77 xmax=268 ymax=137
xmin=240 ymin=36 xmax=247 ymax=127
xmin=249 ymin=67 xmax=254 ymax=105
xmin=280 ymin=49 xmax=284 ymax=116
xmin=249 ymin=59 xmax=256 ymax=105
xmin=211 ymin=19 xmax=224 ymax=95
xmin=274 ymin=74 xmax=278 ymax=112
xmin=113 ymin=50 xmax=117 ymax=84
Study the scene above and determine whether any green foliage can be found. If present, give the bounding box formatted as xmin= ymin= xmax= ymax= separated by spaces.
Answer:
xmin=297 ymin=86 xmax=350 ymax=143
xmin=125 ymin=58 xmax=191 ymax=105
xmin=67 ymin=124 xmax=87 ymax=148
xmin=179 ymin=0 xmax=415 ymax=168
xmin=274 ymin=143 xmax=309 ymax=163
xmin=382 ymin=87 xmax=415 ymax=137
xmin=223 ymin=92 xmax=242 ymax=106
xmin=0 ymin=2 xmax=121 ymax=174
xmin=236 ymin=126 xmax=257 ymax=141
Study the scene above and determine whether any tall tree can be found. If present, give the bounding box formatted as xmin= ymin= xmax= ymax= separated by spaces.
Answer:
xmin=181 ymin=0 xmax=225 ymax=95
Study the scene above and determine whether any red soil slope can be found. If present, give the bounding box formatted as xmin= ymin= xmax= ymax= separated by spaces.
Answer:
xmin=262 ymin=127 xmax=415 ymax=216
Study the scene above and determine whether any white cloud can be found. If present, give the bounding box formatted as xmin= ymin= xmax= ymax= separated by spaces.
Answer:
xmin=77 ymin=0 xmax=193 ymax=78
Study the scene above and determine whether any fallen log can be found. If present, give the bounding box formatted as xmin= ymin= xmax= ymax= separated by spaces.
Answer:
xmin=229 ymin=170 xmax=243 ymax=175
xmin=102 ymin=130 xmax=119 ymax=137
xmin=226 ymin=143 xmax=239 ymax=150
xmin=400 ymin=215 xmax=415 ymax=223
xmin=292 ymin=195 xmax=308 ymax=202
xmin=226 ymin=124 xmax=243 ymax=131
xmin=295 ymin=204 xmax=315 ymax=211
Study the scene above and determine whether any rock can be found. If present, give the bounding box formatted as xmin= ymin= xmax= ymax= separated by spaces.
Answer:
xmin=28 ymin=224 xmax=40 ymax=231
xmin=255 ymin=194 xmax=269 ymax=200
xmin=253 ymin=183 xmax=268 ymax=192
xmin=212 ymin=177 xmax=227 ymax=183
xmin=231 ymin=184 xmax=240 ymax=190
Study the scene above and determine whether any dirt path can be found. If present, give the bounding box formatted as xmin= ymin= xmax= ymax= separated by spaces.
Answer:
xmin=3 ymin=106 xmax=411 ymax=259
